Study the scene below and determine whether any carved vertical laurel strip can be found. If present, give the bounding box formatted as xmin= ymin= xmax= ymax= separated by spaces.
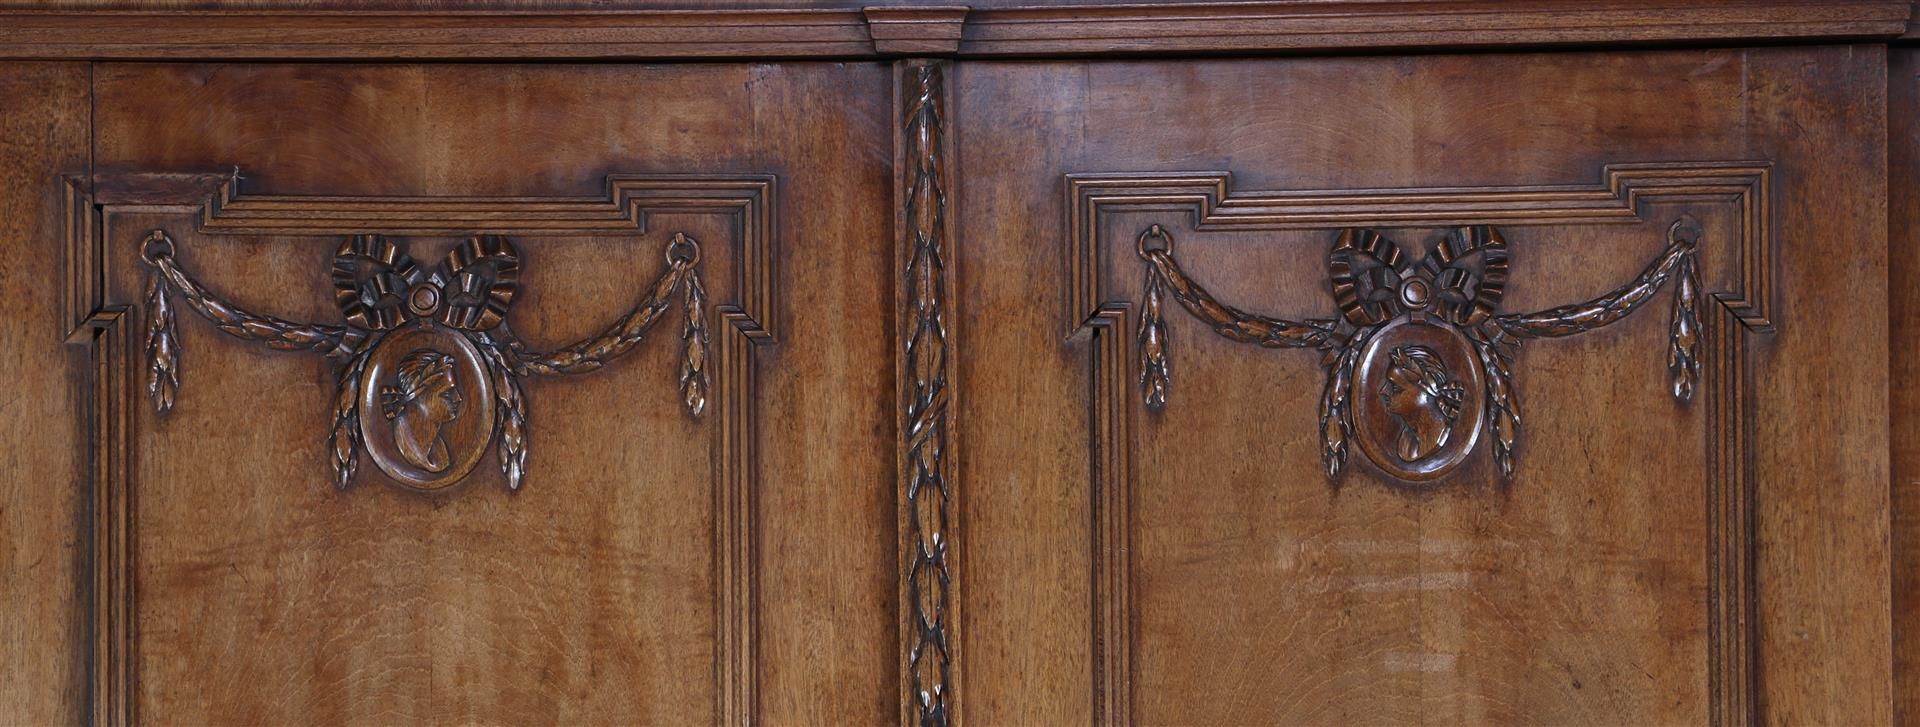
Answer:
xmin=1670 ymin=236 xmax=1703 ymax=403
xmin=1137 ymin=268 xmax=1171 ymax=410
xmin=681 ymin=267 xmax=712 ymax=417
xmin=1470 ymin=325 xmax=1523 ymax=479
xmin=476 ymin=334 xmax=529 ymax=490
xmin=899 ymin=58 xmax=957 ymax=727
xmin=143 ymin=259 xmax=178 ymax=415
xmin=329 ymin=347 xmax=373 ymax=490
xmin=1318 ymin=336 xmax=1363 ymax=479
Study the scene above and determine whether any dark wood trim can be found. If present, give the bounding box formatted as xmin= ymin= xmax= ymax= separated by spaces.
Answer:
xmin=1887 ymin=44 xmax=1919 ymax=727
xmin=0 ymin=1 xmax=1907 ymax=61
xmin=1066 ymin=163 xmax=1777 ymax=336
xmin=963 ymin=0 xmax=1912 ymax=56
xmin=867 ymin=6 xmax=969 ymax=55
xmin=1898 ymin=0 xmax=1920 ymax=38
xmin=81 ymin=308 xmax=134 ymax=727
xmin=0 ymin=9 xmax=877 ymax=60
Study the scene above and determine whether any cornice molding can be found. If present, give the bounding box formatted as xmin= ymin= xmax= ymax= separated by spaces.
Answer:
xmin=0 ymin=0 xmax=1906 ymax=60
xmin=966 ymin=0 xmax=1912 ymax=56
xmin=866 ymin=6 xmax=968 ymax=54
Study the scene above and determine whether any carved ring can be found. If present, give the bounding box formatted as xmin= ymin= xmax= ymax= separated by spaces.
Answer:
xmin=666 ymin=232 xmax=702 ymax=267
xmin=1136 ymin=223 xmax=1174 ymax=260
xmin=140 ymin=230 xmax=174 ymax=265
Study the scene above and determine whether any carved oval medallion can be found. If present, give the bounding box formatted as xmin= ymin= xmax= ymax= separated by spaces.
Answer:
xmin=1351 ymin=317 xmax=1485 ymax=482
xmin=358 ymin=322 xmax=496 ymax=490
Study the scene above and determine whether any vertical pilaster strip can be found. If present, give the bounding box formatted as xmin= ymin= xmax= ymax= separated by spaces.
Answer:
xmin=898 ymin=58 xmax=959 ymax=727
xmin=1705 ymin=300 xmax=1757 ymax=727
xmin=81 ymin=307 xmax=134 ymax=727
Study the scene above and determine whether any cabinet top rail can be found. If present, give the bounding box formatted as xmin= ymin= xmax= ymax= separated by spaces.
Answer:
xmin=0 ymin=0 xmax=1909 ymax=60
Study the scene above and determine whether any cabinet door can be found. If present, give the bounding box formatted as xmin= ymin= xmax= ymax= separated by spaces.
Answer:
xmin=73 ymin=62 xmax=896 ymax=725
xmin=953 ymin=47 xmax=1889 ymax=725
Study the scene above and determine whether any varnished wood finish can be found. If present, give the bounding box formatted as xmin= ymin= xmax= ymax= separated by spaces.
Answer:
xmin=1892 ymin=46 xmax=1920 ymax=727
xmin=959 ymin=0 xmax=1912 ymax=56
xmin=868 ymin=8 xmax=968 ymax=55
xmin=955 ymin=46 xmax=1888 ymax=725
xmin=65 ymin=62 xmax=897 ymax=725
xmin=0 ymin=1 xmax=1909 ymax=60
xmin=0 ymin=3 xmax=1913 ymax=726
xmin=896 ymin=58 xmax=961 ymax=727
xmin=0 ymin=62 xmax=90 ymax=727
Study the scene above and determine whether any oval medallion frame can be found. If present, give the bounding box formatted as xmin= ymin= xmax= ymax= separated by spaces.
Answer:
xmin=1351 ymin=317 xmax=1486 ymax=482
xmin=358 ymin=322 xmax=496 ymax=491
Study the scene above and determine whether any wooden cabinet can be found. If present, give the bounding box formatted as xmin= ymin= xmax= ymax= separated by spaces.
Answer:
xmin=0 ymin=3 xmax=1912 ymax=726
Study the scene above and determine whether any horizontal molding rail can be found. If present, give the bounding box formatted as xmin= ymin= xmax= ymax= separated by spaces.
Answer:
xmin=0 ymin=0 xmax=1908 ymax=60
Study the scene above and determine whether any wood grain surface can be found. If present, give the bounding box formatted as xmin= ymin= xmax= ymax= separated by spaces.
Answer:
xmin=1891 ymin=45 xmax=1919 ymax=727
xmin=953 ymin=45 xmax=1889 ymax=725
xmin=83 ymin=61 xmax=896 ymax=725
xmin=0 ymin=61 xmax=89 ymax=727
xmin=0 ymin=1 xmax=1907 ymax=60
xmin=0 ymin=7 xmax=1907 ymax=724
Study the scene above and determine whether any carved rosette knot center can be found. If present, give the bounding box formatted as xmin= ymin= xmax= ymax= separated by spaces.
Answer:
xmin=406 ymin=283 xmax=440 ymax=317
xmin=1400 ymin=278 xmax=1431 ymax=309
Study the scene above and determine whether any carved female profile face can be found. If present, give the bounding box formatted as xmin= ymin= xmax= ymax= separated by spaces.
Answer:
xmin=381 ymin=349 xmax=464 ymax=473
xmin=356 ymin=323 xmax=496 ymax=490
xmin=1378 ymin=345 xmax=1465 ymax=462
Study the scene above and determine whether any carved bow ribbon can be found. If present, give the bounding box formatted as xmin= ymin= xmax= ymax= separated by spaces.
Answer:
xmin=1328 ymin=225 xmax=1509 ymax=327
xmin=332 ymin=234 xmax=521 ymax=332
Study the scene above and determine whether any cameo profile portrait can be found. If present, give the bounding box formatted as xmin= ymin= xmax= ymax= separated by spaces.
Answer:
xmin=1351 ymin=318 xmax=1486 ymax=482
xmin=1378 ymin=345 xmax=1466 ymax=463
xmin=380 ymin=349 xmax=465 ymax=473
xmin=358 ymin=323 xmax=496 ymax=491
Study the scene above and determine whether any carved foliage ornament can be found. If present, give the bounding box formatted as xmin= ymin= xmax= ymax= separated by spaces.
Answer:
xmin=142 ymin=230 xmax=712 ymax=492
xmin=1136 ymin=220 xmax=1701 ymax=482
xmin=902 ymin=60 xmax=954 ymax=727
